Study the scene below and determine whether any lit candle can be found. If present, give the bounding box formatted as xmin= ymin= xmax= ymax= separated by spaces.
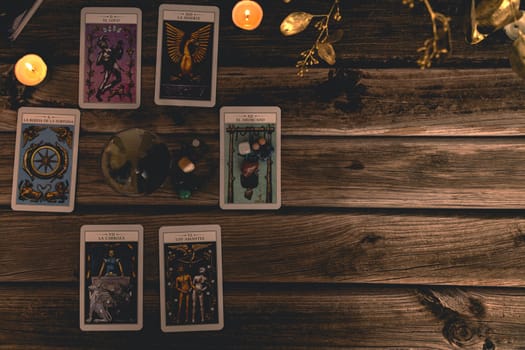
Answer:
xmin=232 ymin=0 xmax=263 ymax=31
xmin=14 ymin=54 xmax=47 ymax=86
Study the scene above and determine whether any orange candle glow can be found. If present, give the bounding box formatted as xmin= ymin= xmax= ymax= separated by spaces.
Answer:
xmin=14 ymin=54 xmax=47 ymax=86
xmin=232 ymin=0 xmax=263 ymax=31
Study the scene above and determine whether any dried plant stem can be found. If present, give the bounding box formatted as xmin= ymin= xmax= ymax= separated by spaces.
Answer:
xmin=296 ymin=0 xmax=340 ymax=76
xmin=414 ymin=0 xmax=452 ymax=68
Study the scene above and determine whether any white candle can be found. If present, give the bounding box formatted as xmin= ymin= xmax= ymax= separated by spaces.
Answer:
xmin=14 ymin=54 xmax=47 ymax=86
xmin=232 ymin=0 xmax=263 ymax=31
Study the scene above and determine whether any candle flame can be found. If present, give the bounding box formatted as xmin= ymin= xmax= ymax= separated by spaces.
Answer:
xmin=245 ymin=9 xmax=251 ymax=20
xmin=25 ymin=62 xmax=35 ymax=72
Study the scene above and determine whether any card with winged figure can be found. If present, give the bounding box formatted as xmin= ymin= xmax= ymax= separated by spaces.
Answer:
xmin=11 ymin=107 xmax=80 ymax=212
xmin=155 ymin=4 xmax=219 ymax=107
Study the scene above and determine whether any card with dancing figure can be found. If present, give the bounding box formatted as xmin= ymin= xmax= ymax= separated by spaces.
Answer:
xmin=79 ymin=7 xmax=142 ymax=109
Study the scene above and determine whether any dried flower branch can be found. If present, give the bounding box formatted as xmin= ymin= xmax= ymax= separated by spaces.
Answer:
xmin=403 ymin=0 xmax=452 ymax=68
xmin=281 ymin=0 xmax=342 ymax=76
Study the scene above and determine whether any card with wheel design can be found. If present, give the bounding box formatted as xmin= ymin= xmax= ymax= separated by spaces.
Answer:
xmin=11 ymin=107 xmax=80 ymax=212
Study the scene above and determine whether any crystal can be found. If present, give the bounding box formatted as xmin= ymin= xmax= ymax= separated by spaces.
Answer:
xmin=238 ymin=141 xmax=251 ymax=155
xmin=101 ymin=128 xmax=171 ymax=196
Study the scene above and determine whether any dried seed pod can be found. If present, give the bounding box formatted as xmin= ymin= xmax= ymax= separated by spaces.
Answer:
xmin=317 ymin=42 xmax=336 ymax=65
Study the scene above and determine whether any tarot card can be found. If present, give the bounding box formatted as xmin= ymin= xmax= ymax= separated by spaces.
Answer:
xmin=159 ymin=225 xmax=223 ymax=332
xmin=11 ymin=107 xmax=80 ymax=212
xmin=80 ymin=225 xmax=143 ymax=331
xmin=154 ymin=4 xmax=219 ymax=107
xmin=79 ymin=7 xmax=142 ymax=109
xmin=220 ymin=106 xmax=281 ymax=210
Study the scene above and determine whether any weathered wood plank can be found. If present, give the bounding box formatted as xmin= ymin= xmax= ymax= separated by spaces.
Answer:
xmin=0 ymin=284 xmax=522 ymax=349
xmin=1 ymin=210 xmax=525 ymax=286
xmin=3 ymin=135 xmax=525 ymax=208
xmin=0 ymin=0 xmax=514 ymax=67
xmin=3 ymin=66 xmax=525 ymax=136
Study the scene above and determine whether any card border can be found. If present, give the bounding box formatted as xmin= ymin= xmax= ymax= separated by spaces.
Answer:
xmin=159 ymin=224 xmax=224 ymax=332
xmin=154 ymin=4 xmax=219 ymax=107
xmin=79 ymin=224 xmax=144 ymax=332
xmin=11 ymin=107 xmax=81 ymax=212
xmin=79 ymin=7 xmax=142 ymax=110
xmin=219 ymin=106 xmax=282 ymax=210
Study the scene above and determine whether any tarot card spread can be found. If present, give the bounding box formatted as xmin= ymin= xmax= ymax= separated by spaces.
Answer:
xmin=159 ymin=225 xmax=223 ymax=332
xmin=220 ymin=107 xmax=281 ymax=210
xmin=79 ymin=8 xmax=141 ymax=109
xmin=11 ymin=108 xmax=79 ymax=212
xmin=80 ymin=225 xmax=143 ymax=331
xmin=155 ymin=5 xmax=219 ymax=107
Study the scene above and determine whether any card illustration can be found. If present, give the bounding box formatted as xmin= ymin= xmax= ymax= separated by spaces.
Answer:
xmin=160 ymin=225 xmax=223 ymax=332
xmin=155 ymin=5 xmax=219 ymax=107
xmin=79 ymin=8 xmax=141 ymax=109
xmin=12 ymin=108 xmax=80 ymax=212
xmin=84 ymin=242 xmax=138 ymax=324
xmin=220 ymin=107 xmax=281 ymax=210
xmin=160 ymin=21 xmax=213 ymax=100
xmin=164 ymin=242 xmax=218 ymax=325
xmin=80 ymin=225 xmax=143 ymax=331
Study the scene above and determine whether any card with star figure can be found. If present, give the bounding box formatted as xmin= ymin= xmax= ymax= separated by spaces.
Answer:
xmin=80 ymin=225 xmax=143 ymax=331
xmin=11 ymin=107 xmax=80 ymax=212
xmin=154 ymin=4 xmax=219 ymax=107
xmin=159 ymin=225 xmax=223 ymax=332
xmin=79 ymin=7 xmax=142 ymax=109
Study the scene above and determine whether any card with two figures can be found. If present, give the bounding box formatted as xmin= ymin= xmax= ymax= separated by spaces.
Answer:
xmin=159 ymin=225 xmax=224 ymax=332
xmin=80 ymin=225 xmax=144 ymax=331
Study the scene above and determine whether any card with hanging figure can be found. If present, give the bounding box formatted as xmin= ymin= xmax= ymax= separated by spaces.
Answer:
xmin=220 ymin=106 xmax=281 ymax=210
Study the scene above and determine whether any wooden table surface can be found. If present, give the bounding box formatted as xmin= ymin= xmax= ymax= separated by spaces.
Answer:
xmin=2 ymin=0 xmax=525 ymax=349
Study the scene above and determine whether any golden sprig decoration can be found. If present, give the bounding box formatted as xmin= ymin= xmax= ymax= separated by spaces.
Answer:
xmin=403 ymin=0 xmax=452 ymax=69
xmin=280 ymin=0 xmax=343 ymax=76
xmin=281 ymin=0 xmax=451 ymax=76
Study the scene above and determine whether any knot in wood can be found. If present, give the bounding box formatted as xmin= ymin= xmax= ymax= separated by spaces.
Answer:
xmin=483 ymin=339 xmax=495 ymax=350
xmin=443 ymin=318 xmax=475 ymax=347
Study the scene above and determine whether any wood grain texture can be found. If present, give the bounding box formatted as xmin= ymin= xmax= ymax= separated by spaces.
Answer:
xmin=0 ymin=0 xmax=514 ymax=67
xmin=4 ymin=66 xmax=525 ymax=136
xmin=1 ymin=209 xmax=525 ymax=286
xmin=0 ymin=284 xmax=524 ymax=349
xmin=2 ymin=0 xmax=525 ymax=348
xmin=4 ymin=135 xmax=525 ymax=208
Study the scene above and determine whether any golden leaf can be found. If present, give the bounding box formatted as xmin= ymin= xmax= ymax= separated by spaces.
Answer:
xmin=317 ymin=42 xmax=336 ymax=65
xmin=280 ymin=12 xmax=314 ymax=36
